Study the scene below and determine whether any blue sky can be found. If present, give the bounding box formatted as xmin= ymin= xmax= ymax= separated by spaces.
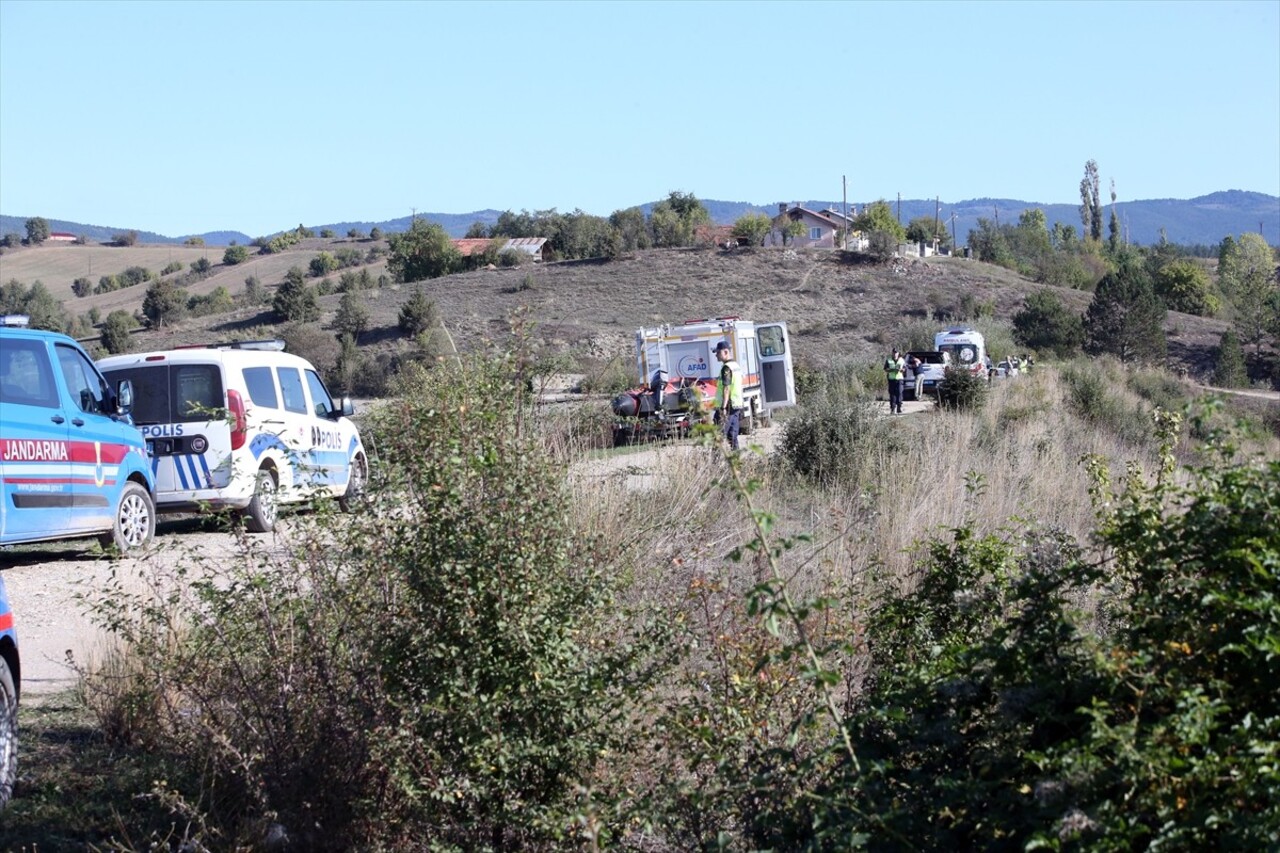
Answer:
xmin=1 ymin=0 xmax=1277 ymax=238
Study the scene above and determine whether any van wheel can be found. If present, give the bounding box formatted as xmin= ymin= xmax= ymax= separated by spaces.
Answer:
xmin=0 ymin=655 xmax=17 ymax=810
xmin=339 ymin=454 xmax=367 ymax=513
xmin=98 ymin=481 xmax=155 ymax=552
xmin=244 ymin=468 xmax=278 ymax=533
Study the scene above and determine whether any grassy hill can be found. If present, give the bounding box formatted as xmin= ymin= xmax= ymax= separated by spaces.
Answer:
xmin=0 ymin=238 xmax=1253 ymax=387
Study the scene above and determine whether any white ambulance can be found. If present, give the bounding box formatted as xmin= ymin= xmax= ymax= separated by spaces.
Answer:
xmin=633 ymin=317 xmax=796 ymax=431
xmin=934 ymin=328 xmax=988 ymax=377
xmin=98 ymin=340 xmax=366 ymax=533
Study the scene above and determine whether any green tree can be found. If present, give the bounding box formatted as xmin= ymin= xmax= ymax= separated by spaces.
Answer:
xmin=732 ymin=213 xmax=772 ymax=247
xmin=854 ymin=199 xmax=906 ymax=248
xmin=141 ymin=280 xmax=187 ymax=328
xmin=968 ymin=217 xmax=1015 ymax=268
xmin=309 ymin=251 xmax=339 ymax=278
xmin=333 ymin=290 xmax=370 ymax=340
xmin=273 ymin=267 xmax=320 ymax=322
xmin=191 ymin=257 xmax=211 ymax=274
xmin=0 ymin=233 xmax=21 ymax=248
xmin=1 ymin=279 xmax=66 ymax=331
xmin=387 ymin=219 xmax=461 ymax=283
xmin=904 ymin=215 xmax=951 ymax=249
xmin=1218 ymin=232 xmax=1278 ymax=353
xmin=320 ymin=229 xmax=335 ymax=239
xmin=1083 ymin=256 xmax=1167 ymax=363
xmin=1153 ymin=258 xmax=1219 ymax=316
xmin=1107 ymin=179 xmax=1121 ymax=253
xmin=24 ymin=217 xmax=50 ymax=245
xmin=1079 ymin=159 xmax=1102 ymax=242
xmin=649 ymin=191 xmax=711 ymax=248
xmin=609 ymin=206 xmax=652 ymax=252
xmin=113 ymin=230 xmax=139 ymax=247
xmin=347 ymin=228 xmax=366 ymax=240
xmin=369 ymin=226 xmax=383 ymax=240
xmin=1213 ymin=329 xmax=1248 ymax=387
xmin=72 ymin=276 xmax=92 ymax=298
xmin=100 ymin=310 xmax=136 ymax=354
xmin=1012 ymin=289 xmax=1085 ymax=357
xmin=184 ymin=236 xmax=205 ymax=247
xmin=398 ymin=287 xmax=437 ymax=336
xmin=464 ymin=221 xmax=490 ymax=238
xmin=223 ymin=245 xmax=250 ymax=265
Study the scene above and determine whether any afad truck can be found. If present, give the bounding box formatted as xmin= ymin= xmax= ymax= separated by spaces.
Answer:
xmin=934 ymin=327 xmax=987 ymax=377
xmin=611 ymin=317 xmax=796 ymax=444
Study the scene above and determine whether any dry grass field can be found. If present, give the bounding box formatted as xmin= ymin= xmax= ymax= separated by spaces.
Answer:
xmin=1 ymin=238 xmax=1245 ymax=382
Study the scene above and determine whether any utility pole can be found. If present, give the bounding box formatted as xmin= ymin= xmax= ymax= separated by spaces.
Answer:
xmin=896 ymin=192 xmax=901 ymax=224
xmin=933 ymin=196 xmax=940 ymax=246
xmin=950 ymin=212 xmax=958 ymax=254
xmin=842 ymin=174 xmax=848 ymax=249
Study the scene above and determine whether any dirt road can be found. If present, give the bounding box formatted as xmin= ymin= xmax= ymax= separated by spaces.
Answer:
xmin=1 ymin=518 xmax=263 ymax=696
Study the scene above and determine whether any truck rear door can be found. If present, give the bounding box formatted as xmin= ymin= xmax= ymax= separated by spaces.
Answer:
xmin=757 ymin=323 xmax=795 ymax=407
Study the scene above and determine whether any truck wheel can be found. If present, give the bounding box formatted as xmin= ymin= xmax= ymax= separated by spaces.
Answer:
xmin=244 ymin=468 xmax=279 ymax=533
xmin=339 ymin=453 xmax=367 ymax=513
xmin=0 ymin=655 xmax=17 ymax=810
xmin=98 ymin=481 xmax=155 ymax=552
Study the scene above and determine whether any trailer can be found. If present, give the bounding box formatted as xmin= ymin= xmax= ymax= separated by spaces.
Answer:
xmin=611 ymin=316 xmax=796 ymax=445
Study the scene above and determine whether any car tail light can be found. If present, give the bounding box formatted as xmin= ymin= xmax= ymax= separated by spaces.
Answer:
xmin=228 ymin=389 xmax=248 ymax=450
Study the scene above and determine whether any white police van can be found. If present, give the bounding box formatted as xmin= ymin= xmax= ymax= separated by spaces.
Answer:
xmin=0 ymin=315 xmax=156 ymax=551
xmin=98 ymin=340 xmax=366 ymax=533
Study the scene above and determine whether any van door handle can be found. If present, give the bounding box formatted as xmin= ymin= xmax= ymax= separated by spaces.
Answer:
xmin=51 ymin=415 xmax=65 ymax=424
xmin=72 ymin=417 xmax=85 ymax=427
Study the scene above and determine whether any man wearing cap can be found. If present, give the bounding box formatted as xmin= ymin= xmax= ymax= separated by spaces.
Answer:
xmin=885 ymin=349 xmax=906 ymax=414
xmin=713 ymin=340 xmax=744 ymax=451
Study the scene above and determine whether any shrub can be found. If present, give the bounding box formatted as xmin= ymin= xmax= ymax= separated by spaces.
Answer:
xmin=778 ymin=396 xmax=901 ymax=486
xmin=99 ymin=310 xmax=136 ymax=354
xmin=222 ymin=245 xmax=249 ymax=265
xmin=1061 ymin=362 xmax=1150 ymax=444
xmin=936 ymin=364 xmax=988 ymax=411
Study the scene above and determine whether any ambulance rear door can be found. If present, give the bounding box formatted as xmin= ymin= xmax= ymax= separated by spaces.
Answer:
xmin=756 ymin=322 xmax=795 ymax=407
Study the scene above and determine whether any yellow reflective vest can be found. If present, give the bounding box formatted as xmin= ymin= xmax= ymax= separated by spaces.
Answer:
xmin=715 ymin=360 xmax=744 ymax=409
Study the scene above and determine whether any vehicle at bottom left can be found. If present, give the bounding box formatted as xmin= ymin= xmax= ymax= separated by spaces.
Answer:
xmin=0 ymin=574 xmax=18 ymax=810
xmin=0 ymin=315 xmax=156 ymax=552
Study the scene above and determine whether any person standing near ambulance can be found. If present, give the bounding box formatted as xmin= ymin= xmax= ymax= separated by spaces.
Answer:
xmin=712 ymin=340 xmax=744 ymax=451
xmin=885 ymin=349 xmax=906 ymax=414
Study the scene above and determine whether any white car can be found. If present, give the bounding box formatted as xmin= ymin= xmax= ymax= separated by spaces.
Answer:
xmin=991 ymin=359 xmax=1020 ymax=379
xmin=98 ymin=340 xmax=366 ymax=532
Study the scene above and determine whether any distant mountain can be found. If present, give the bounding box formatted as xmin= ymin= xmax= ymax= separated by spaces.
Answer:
xmin=3 ymin=192 xmax=1275 ymax=249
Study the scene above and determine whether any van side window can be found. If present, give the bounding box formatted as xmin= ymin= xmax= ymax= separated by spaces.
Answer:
xmin=277 ymin=367 xmax=308 ymax=414
xmin=55 ymin=343 xmax=109 ymax=414
xmin=0 ymin=339 xmax=58 ymax=408
xmin=304 ymin=370 xmax=335 ymax=417
xmin=174 ymin=365 xmax=222 ymax=419
xmin=242 ymin=366 xmax=279 ymax=409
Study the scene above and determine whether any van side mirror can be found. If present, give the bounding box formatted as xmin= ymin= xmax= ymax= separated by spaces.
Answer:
xmin=116 ymin=379 xmax=135 ymax=415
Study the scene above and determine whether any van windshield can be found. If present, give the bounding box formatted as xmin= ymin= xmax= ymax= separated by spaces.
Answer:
xmin=101 ymin=364 xmax=224 ymax=424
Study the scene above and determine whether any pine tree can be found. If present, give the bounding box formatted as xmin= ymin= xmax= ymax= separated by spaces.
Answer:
xmin=1213 ymin=330 xmax=1248 ymax=388
xmin=1083 ymin=256 xmax=1167 ymax=363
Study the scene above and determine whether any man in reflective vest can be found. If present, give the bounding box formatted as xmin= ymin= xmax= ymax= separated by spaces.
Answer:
xmin=713 ymin=340 xmax=744 ymax=450
xmin=885 ymin=349 xmax=906 ymax=414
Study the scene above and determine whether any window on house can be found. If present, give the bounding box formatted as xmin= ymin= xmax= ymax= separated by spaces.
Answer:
xmin=809 ymin=227 xmax=822 ymax=241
